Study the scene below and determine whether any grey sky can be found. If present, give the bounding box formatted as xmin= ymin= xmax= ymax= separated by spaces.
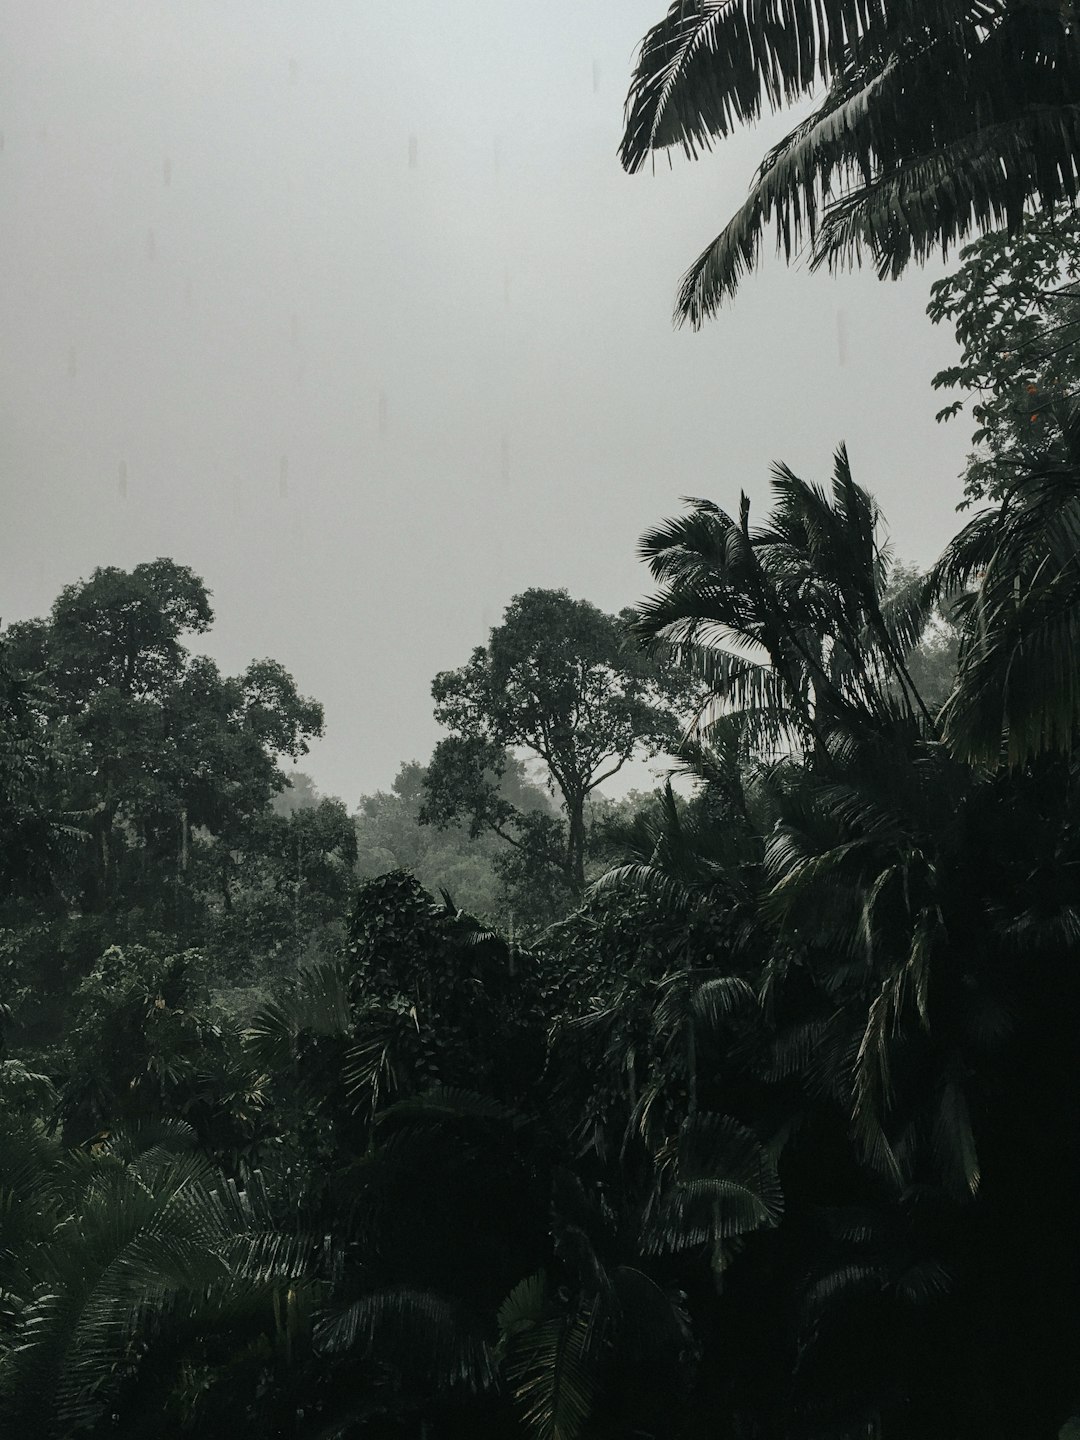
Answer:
xmin=0 ymin=2 xmax=971 ymax=804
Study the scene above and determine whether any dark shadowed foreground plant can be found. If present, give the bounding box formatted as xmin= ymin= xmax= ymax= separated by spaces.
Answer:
xmin=0 ymin=1116 xmax=312 ymax=1438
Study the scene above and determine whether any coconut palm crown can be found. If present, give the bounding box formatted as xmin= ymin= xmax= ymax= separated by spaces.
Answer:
xmin=620 ymin=0 xmax=1080 ymax=324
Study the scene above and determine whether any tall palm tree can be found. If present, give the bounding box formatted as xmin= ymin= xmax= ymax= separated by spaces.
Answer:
xmin=620 ymin=0 xmax=1080 ymax=323
xmin=636 ymin=446 xmax=935 ymax=752
xmin=625 ymin=445 xmax=1080 ymax=1434
xmin=560 ymin=742 xmax=982 ymax=1437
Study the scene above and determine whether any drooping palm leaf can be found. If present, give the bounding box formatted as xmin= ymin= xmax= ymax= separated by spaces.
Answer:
xmin=622 ymin=0 xmax=1080 ymax=319
xmin=931 ymin=421 xmax=1080 ymax=764
xmin=315 ymin=1287 xmax=496 ymax=1392
xmin=498 ymin=1273 xmax=597 ymax=1440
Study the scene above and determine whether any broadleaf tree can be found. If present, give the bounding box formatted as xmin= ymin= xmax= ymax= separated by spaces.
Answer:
xmin=355 ymin=757 xmax=557 ymax=925
xmin=927 ymin=203 xmax=1080 ymax=505
xmin=1 ymin=560 xmax=324 ymax=921
xmin=422 ymin=589 xmax=697 ymax=900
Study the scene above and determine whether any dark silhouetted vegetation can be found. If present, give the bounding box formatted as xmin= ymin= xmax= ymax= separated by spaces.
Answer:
xmin=6 ymin=9 xmax=1080 ymax=1437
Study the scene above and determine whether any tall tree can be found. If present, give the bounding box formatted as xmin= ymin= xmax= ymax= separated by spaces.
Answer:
xmin=2 ymin=561 xmax=323 ymax=919
xmin=422 ymin=589 xmax=694 ymax=895
xmin=620 ymin=0 xmax=1080 ymax=323
xmin=204 ymin=795 xmax=358 ymax=988
xmin=0 ymin=634 xmax=75 ymax=902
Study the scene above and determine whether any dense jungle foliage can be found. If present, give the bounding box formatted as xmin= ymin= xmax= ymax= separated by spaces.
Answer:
xmin=7 ymin=2 xmax=1080 ymax=1436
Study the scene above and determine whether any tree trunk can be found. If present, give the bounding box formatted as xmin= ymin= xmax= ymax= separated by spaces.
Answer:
xmin=91 ymin=801 xmax=118 ymax=910
xmin=294 ymin=830 xmax=303 ymax=969
xmin=686 ymin=1012 xmax=698 ymax=1117
xmin=174 ymin=807 xmax=190 ymax=936
xmin=221 ymin=851 xmax=232 ymax=913
xmin=566 ymin=795 xmax=587 ymax=892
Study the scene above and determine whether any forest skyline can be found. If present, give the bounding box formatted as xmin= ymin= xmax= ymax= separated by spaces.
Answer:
xmin=0 ymin=0 xmax=970 ymax=803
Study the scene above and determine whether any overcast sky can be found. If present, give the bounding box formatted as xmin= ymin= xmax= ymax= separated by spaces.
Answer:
xmin=0 ymin=2 xmax=971 ymax=804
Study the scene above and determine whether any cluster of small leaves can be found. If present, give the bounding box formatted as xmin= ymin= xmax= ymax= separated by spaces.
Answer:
xmin=343 ymin=872 xmax=549 ymax=1110
xmin=928 ymin=204 xmax=1080 ymax=504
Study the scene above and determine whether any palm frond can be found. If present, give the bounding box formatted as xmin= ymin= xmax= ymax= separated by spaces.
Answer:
xmin=620 ymin=0 xmax=943 ymax=171
xmin=932 ymin=1074 xmax=981 ymax=1198
xmin=315 ymin=1287 xmax=495 ymax=1391
xmin=642 ymin=1113 xmax=784 ymax=1255
xmin=623 ymin=0 xmax=1080 ymax=314
xmin=894 ymin=1257 xmax=954 ymax=1304
xmin=498 ymin=1274 xmax=597 ymax=1440
xmin=851 ymin=976 xmax=907 ymax=1186
xmin=374 ymin=1085 xmax=526 ymax=1131
xmin=933 ymin=448 xmax=1080 ymax=764
xmin=690 ymin=974 xmax=758 ymax=1030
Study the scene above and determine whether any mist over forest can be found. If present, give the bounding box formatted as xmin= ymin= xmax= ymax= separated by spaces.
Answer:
xmin=5 ymin=3 xmax=1080 ymax=1438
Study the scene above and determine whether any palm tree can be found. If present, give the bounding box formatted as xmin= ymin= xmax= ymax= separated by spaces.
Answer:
xmin=636 ymin=446 xmax=936 ymax=752
xmin=558 ymin=748 xmax=962 ymax=1436
xmin=631 ymin=452 xmax=1013 ymax=1199
xmin=0 ymin=1116 xmax=313 ymax=1438
xmin=932 ymin=403 xmax=1080 ymax=765
xmin=620 ymin=0 xmax=1080 ymax=323
xmin=624 ymin=443 xmax=1080 ymax=1434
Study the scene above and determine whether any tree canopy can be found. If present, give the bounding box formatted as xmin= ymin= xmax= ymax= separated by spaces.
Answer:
xmin=621 ymin=0 xmax=1080 ymax=322
xmin=422 ymin=588 xmax=696 ymax=893
xmin=8 ymin=437 xmax=1080 ymax=1433
xmin=2 ymin=559 xmax=323 ymax=920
